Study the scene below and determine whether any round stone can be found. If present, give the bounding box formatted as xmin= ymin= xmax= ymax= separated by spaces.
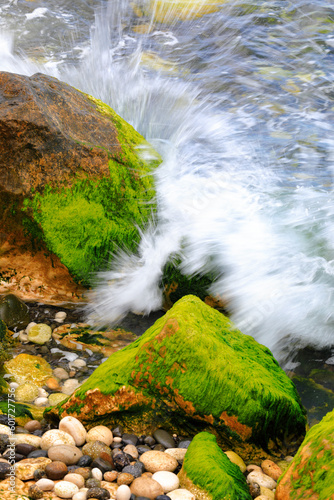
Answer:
xmin=104 ymin=471 xmax=118 ymax=482
xmin=64 ymin=472 xmax=85 ymax=488
xmin=121 ymin=434 xmax=138 ymax=447
xmin=152 ymin=471 xmax=179 ymax=493
xmin=86 ymin=478 xmax=101 ymax=489
xmin=261 ymin=459 xmax=283 ymax=481
xmin=164 ymin=449 xmax=187 ymax=464
xmin=77 ymin=455 xmax=93 ymax=467
xmin=130 ymin=476 xmax=164 ymax=500
xmin=117 ymin=473 xmax=134 ymax=486
xmin=247 ymin=470 xmax=277 ymax=489
xmin=54 ymin=480 xmax=79 ymax=499
xmin=28 ymin=484 xmax=43 ymax=499
xmin=38 ymin=387 xmax=49 ymax=397
xmin=28 ymin=323 xmax=52 ymax=345
xmin=70 ymin=358 xmax=86 ymax=369
xmin=13 ymin=434 xmax=42 ymax=448
xmin=59 ymin=416 xmax=87 ymax=446
xmin=153 ymin=430 xmax=174 ymax=449
xmin=48 ymin=444 xmax=83 ymax=465
xmin=123 ymin=445 xmax=138 ymax=460
xmin=92 ymin=468 xmax=103 ymax=481
xmin=53 ymin=367 xmax=69 ymax=380
xmin=41 ymin=429 xmax=76 ymax=450
xmin=144 ymin=437 xmax=156 ymax=447
xmin=34 ymin=397 xmax=49 ymax=406
xmin=0 ymin=462 xmax=11 ymax=479
xmin=137 ymin=445 xmax=151 ymax=455
xmin=139 ymin=451 xmax=178 ymax=473
xmin=24 ymin=420 xmax=42 ymax=432
xmin=15 ymin=443 xmax=36 ymax=456
xmin=0 ymin=424 xmax=10 ymax=435
xmin=177 ymin=440 xmax=191 ymax=449
xmin=87 ymin=487 xmax=111 ymax=499
xmin=122 ymin=463 xmax=145 ymax=478
xmin=73 ymin=492 xmax=88 ymax=500
xmin=27 ymin=450 xmax=48 ymax=459
xmin=168 ymin=489 xmax=195 ymax=500
xmin=15 ymin=457 xmax=52 ymax=481
xmin=83 ymin=441 xmax=112 ymax=460
xmin=73 ymin=467 xmax=91 ymax=480
xmin=116 ymin=484 xmax=132 ymax=500
xmin=35 ymin=478 xmax=55 ymax=491
xmin=62 ymin=378 xmax=81 ymax=395
xmin=55 ymin=311 xmax=67 ymax=322
xmin=224 ymin=450 xmax=246 ymax=473
xmin=15 ymin=382 xmax=39 ymax=403
xmin=45 ymin=460 xmax=68 ymax=480
xmin=87 ymin=426 xmax=113 ymax=446
xmin=33 ymin=468 xmax=47 ymax=480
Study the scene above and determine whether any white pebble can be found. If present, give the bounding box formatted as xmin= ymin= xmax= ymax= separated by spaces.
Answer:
xmin=19 ymin=331 xmax=28 ymax=342
xmin=73 ymin=492 xmax=87 ymax=500
xmin=34 ymin=397 xmax=49 ymax=406
xmin=55 ymin=311 xmax=67 ymax=322
xmin=54 ymin=481 xmax=79 ymax=499
xmin=116 ymin=484 xmax=131 ymax=500
xmin=86 ymin=425 xmax=113 ymax=446
xmin=61 ymin=379 xmax=81 ymax=395
xmin=247 ymin=471 xmax=277 ymax=490
xmin=91 ymin=467 xmax=103 ymax=481
xmin=38 ymin=387 xmax=49 ymax=398
xmin=152 ymin=471 xmax=180 ymax=493
xmin=25 ymin=322 xmax=37 ymax=334
xmin=53 ymin=367 xmax=69 ymax=380
xmin=70 ymin=358 xmax=86 ymax=369
xmin=0 ymin=425 xmax=10 ymax=436
xmin=41 ymin=429 xmax=75 ymax=450
xmin=9 ymin=382 xmax=19 ymax=390
xmin=63 ymin=473 xmax=85 ymax=488
xmin=168 ymin=489 xmax=195 ymax=500
xmin=113 ymin=437 xmax=122 ymax=443
xmin=35 ymin=478 xmax=55 ymax=491
xmin=59 ymin=416 xmax=87 ymax=446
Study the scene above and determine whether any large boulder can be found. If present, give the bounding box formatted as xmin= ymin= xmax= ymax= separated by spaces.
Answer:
xmin=0 ymin=71 xmax=160 ymax=302
xmin=47 ymin=295 xmax=306 ymax=461
xmin=275 ymin=408 xmax=334 ymax=500
xmin=178 ymin=432 xmax=252 ymax=500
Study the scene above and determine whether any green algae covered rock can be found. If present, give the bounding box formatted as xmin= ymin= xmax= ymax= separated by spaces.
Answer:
xmin=178 ymin=432 xmax=251 ymax=500
xmin=276 ymin=408 xmax=334 ymax=500
xmin=47 ymin=295 xmax=306 ymax=460
xmin=4 ymin=353 xmax=53 ymax=386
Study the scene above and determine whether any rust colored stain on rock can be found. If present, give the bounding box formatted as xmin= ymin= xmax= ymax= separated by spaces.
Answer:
xmin=219 ymin=411 xmax=252 ymax=440
xmin=155 ymin=318 xmax=180 ymax=343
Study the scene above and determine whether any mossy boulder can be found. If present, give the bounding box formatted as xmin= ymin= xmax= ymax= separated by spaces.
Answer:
xmin=178 ymin=432 xmax=252 ymax=500
xmin=0 ymin=71 xmax=160 ymax=301
xmin=47 ymin=295 xmax=306 ymax=460
xmin=276 ymin=408 xmax=334 ymax=500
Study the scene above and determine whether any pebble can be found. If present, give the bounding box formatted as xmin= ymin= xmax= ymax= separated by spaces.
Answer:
xmin=48 ymin=444 xmax=83 ymax=465
xmin=19 ymin=331 xmax=29 ymax=342
xmin=140 ymin=451 xmax=178 ymax=473
xmin=247 ymin=464 xmax=262 ymax=473
xmin=122 ymin=462 xmax=145 ymax=478
xmin=64 ymin=472 xmax=86 ymax=488
xmin=34 ymin=397 xmax=49 ymax=406
xmin=73 ymin=492 xmax=88 ymax=500
xmin=35 ymin=478 xmax=55 ymax=491
xmin=15 ymin=443 xmax=36 ymax=456
xmin=0 ymin=462 xmax=11 ymax=479
xmin=260 ymin=486 xmax=275 ymax=499
xmin=59 ymin=416 xmax=87 ymax=446
xmin=116 ymin=484 xmax=132 ymax=500
xmin=26 ymin=322 xmax=37 ymax=334
xmin=41 ymin=429 xmax=76 ymax=450
xmin=55 ymin=311 xmax=67 ymax=322
xmin=247 ymin=470 xmax=277 ymax=490
xmin=104 ymin=471 xmax=118 ymax=482
xmin=53 ymin=367 xmax=70 ymax=380
xmin=177 ymin=440 xmax=191 ymax=449
xmin=28 ymin=484 xmax=44 ymax=499
xmin=130 ymin=476 xmax=164 ymax=499
xmin=15 ymin=382 xmax=39 ymax=403
xmin=54 ymin=480 xmax=80 ymax=498
xmin=164 ymin=449 xmax=187 ymax=463
xmin=152 ymin=471 xmax=179 ymax=493
xmin=91 ymin=456 xmax=114 ymax=473
xmin=92 ymin=467 xmax=103 ymax=481
xmin=123 ymin=444 xmax=138 ymax=460
xmin=46 ymin=377 xmax=62 ymax=391
xmin=261 ymin=459 xmax=283 ymax=481
xmin=62 ymin=378 xmax=81 ymax=395
xmin=86 ymin=478 xmax=101 ymax=488
xmin=87 ymin=487 xmax=111 ymax=499
xmin=24 ymin=420 xmax=42 ymax=432
xmin=70 ymin=358 xmax=87 ymax=369
xmin=78 ymin=455 xmax=93 ymax=467
xmin=28 ymin=323 xmax=52 ymax=345
xmin=113 ymin=437 xmax=122 ymax=443
xmin=121 ymin=433 xmax=138 ymax=446
xmin=117 ymin=472 xmax=134 ymax=486
xmin=224 ymin=450 xmax=246 ymax=473
xmin=38 ymin=387 xmax=49 ymax=397
xmin=168 ymin=489 xmax=195 ymax=500
xmin=28 ymin=450 xmax=48 ymax=459
xmin=87 ymin=426 xmax=113 ymax=446
xmin=72 ymin=467 xmax=91 ymax=480
xmin=48 ymin=392 xmax=68 ymax=406
xmin=15 ymin=457 xmax=52 ymax=481
xmin=45 ymin=460 xmax=68 ymax=480
xmin=153 ymin=430 xmax=175 ymax=449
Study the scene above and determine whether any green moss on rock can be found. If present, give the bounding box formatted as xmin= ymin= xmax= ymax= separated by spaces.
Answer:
xmin=48 ymin=295 xmax=306 ymax=459
xmin=276 ymin=408 xmax=334 ymax=500
xmin=179 ymin=432 xmax=251 ymax=500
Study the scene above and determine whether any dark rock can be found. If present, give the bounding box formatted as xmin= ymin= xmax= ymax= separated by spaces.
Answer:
xmin=33 ymin=469 xmax=46 ymax=480
xmin=31 ymin=429 xmax=44 ymax=437
xmin=136 ymin=497 xmax=151 ymax=500
xmin=122 ymin=462 xmax=145 ymax=478
xmin=112 ymin=426 xmax=123 ymax=438
xmin=3 ymin=451 xmax=25 ymax=462
xmin=0 ymin=433 xmax=9 ymax=454
xmin=0 ymin=415 xmax=9 ymax=426
xmin=153 ymin=429 xmax=175 ymax=449
xmin=156 ymin=496 xmax=172 ymax=500
xmin=153 ymin=444 xmax=165 ymax=452
xmin=15 ymin=443 xmax=37 ymax=456
xmin=87 ymin=487 xmax=111 ymax=499
xmin=111 ymin=442 xmax=123 ymax=450
xmin=73 ymin=467 xmax=91 ymax=480
xmin=249 ymin=482 xmax=261 ymax=498
xmin=122 ymin=433 xmax=138 ymax=446
xmin=28 ymin=449 xmax=48 ymax=459
xmin=136 ymin=445 xmax=151 ymax=455
xmin=91 ymin=457 xmax=113 ymax=474
xmin=45 ymin=460 xmax=68 ymax=480
xmin=0 ymin=294 xmax=30 ymax=329
xmin=130 ymin=495 xmax=136 ymax=500
xmin=28 ymin=484 xmax=43 ymax=499
xmin=113 ymin=451 xmax=131 ymax=471
xmin=77 ymin=454 xmax=93 ymax=467
xmin=178 ymin=440 xmax=191 ymax=449
xmin=143 ymin=436 xmax=156 ymax=447
xmin=0 ymin=462 xmax=10 ymax=479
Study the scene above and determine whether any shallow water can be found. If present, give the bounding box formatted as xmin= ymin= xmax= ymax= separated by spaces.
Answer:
xmin=1 ymin=0 xmax=334 ymax=361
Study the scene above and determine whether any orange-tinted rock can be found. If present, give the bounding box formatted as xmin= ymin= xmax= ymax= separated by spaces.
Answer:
xmin=261 ymin=459 xmax=282 ymax=481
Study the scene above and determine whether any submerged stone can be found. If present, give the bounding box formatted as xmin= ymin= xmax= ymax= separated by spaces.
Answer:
xmin=0 ymin=294 xmax=30 ymax=329
xmin=4 ymin=353 xmax=52 ymax=386
xmin=178 ymin=432 xmax=251 ymax=500
xmin=47 ymin=296 xmax=306 ymax=460
xmin=276 ymin=408 xmax=334 ymax=500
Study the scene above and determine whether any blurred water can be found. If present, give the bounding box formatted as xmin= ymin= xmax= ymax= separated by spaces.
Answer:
xmin=1 ymin=0 xmax=334 ymax=359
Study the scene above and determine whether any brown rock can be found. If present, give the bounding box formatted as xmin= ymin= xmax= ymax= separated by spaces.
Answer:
xmin=130 ymin=476 xmax=164 ymax=499
xmin=104 ymin=471 xmax=118 ymax=482
xmin=117 ymin=473 xmax=134 ymax=486
xmin=140 ymin=451 xmax=178 ymax=473
xmin=261 ymin=459 xmax=282 ymax=481
xmin=45 ymin=461 xmax=68 ymax=480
